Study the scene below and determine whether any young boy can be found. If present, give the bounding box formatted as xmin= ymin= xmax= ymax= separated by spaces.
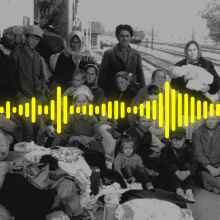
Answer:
xmin=159 ymin=127 xmax=197 ymax=203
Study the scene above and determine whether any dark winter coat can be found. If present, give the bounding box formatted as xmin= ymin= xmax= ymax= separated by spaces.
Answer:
xmin=9 ymin=44 xmax=46 ymax=98
xmin=160 ymin=143 xmax=198 ymax=176
xmin=98 ymin=44 xmax=145 ymax=100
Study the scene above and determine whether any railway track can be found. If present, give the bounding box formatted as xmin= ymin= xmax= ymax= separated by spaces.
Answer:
xmin=153 ymin=47 xmax=220 ymax=66
xmin=140 ymin=51 xmax=174 ymax=72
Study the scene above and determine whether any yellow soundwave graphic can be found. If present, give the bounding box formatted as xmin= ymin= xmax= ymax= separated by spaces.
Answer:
xmin=0 ymin=82 xmax=219 ymax=137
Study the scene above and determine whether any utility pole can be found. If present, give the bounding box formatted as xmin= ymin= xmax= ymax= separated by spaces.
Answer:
xmin=66 ymin=0 xmax=73 ymax=41
xmin=151 ymin=23 xmax=154 ymax=50
xmin=192 ymin=26 xmax=195 ymax=41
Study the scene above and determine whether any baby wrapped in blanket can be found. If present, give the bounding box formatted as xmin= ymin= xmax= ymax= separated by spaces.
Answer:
xmin=169 ymin=64 xmax=219 ymax=103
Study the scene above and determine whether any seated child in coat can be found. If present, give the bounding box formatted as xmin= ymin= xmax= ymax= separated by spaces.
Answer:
xmin=114 ymin=134 xmax=154 ymax=191
xmin=169 ymin=65 xmax=218 ymax=102
xmin=159 ymin=127 xmax=198 ymax=203
xmin=61 ymin=69 xmax=90 ymax=107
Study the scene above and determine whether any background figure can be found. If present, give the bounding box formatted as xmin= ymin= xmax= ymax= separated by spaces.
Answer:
xmin=84 ymin=64 xmax=106 ymax=121
xmin=114 ymin=71 xmax=140 ymax=133
xmin=192 ymin=112 xmax=220 ymax=194
xmin=160 ymin=127 xmax=197 ymax=203
xmin=9 ymin=25 xmax=48 ymax=142
xmin=98 ymin=24 xmax=145 ymax=102
xmin=50 ymin=30 xmax=95 ymax=96
xmin=170 ymin=40 xmax=220 ymax=140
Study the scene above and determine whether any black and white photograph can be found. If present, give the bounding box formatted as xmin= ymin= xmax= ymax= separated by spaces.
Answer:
xmin=0 ymin=0 xmax=220 ymax=219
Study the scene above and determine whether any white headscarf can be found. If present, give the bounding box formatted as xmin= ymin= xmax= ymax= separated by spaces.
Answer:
xmin=64 ymin=31 xmax=99 ymax=69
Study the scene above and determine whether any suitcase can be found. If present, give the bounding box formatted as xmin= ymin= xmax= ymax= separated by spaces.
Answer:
xmin=89 ymin=166 xmax=100 ymax=195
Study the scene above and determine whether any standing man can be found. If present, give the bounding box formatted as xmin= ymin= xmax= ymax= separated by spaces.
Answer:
xmin=98 ymin=24 xmax=145 ymax=102
xmin=9 ymin=25 xmax=48 ymax=142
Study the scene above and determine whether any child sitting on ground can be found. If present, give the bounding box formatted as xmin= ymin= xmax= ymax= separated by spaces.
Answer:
xmin=159 ymin=127 xmax=197 ymax=203
xmin=61 ymin=69 xmax=90 ymax=107
xmin=114 ymin=134 xmax=154 ymax=191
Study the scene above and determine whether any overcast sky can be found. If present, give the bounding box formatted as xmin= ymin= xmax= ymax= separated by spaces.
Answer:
xmin=78 ymin=0 xmax=213 ymax=33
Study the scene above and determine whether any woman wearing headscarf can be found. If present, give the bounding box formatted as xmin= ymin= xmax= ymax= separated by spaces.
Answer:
xmin=170 ymin=40 xmax=220 ymax=139
xmin=98 ymin=24 xmax=145 ymax=102
xmin=50 ymin=30 xmax=96 ymax=94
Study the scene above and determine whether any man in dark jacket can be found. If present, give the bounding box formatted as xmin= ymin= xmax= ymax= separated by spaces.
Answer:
xmin=192 ymin=112 xmax=220 ymax=194
xmin=159 ymin=127 xmax=197 ymax=203
xmin=98 ymin=24 xmax=145 ymax=102
xmin=9 ymin=25 xmax=48 ymax=142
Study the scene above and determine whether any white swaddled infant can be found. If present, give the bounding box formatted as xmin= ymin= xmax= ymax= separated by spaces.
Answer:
xmin=169 ymin=64 xmax=219 ymax=103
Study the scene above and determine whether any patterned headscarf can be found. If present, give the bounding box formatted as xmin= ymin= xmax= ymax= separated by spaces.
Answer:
xmin=184 ymin=40 xmax=202 ymax=64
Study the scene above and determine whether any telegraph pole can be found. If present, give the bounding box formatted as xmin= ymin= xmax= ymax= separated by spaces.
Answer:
xmin=66 ymin=0 xmax=73 ymax=41
xmin=151 ymin=23 xmax=154 ymax=50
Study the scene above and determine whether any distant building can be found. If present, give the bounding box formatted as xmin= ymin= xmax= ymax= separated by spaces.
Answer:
xmin=84 ymin=21 xmax=103 ymax=48
xmin=0 ymin=0 xmax=34 ymax=37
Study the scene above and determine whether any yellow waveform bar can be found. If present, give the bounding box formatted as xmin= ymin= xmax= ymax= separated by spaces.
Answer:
xmin=197 ymin=101 xmax=201 ymax=120
xmin=95 ymin=106 xmax=99 ymax=115
xmin=51 ymin=100 xmax=55 ymax=120
xmin=178 ymin=93 xmax=182 ymax=127
xmin=12 ymin=107 xmax=16 ymax=114
xmin=152 ymin=100 xmax=157 ymax=120
xmin=139 ymin=103 xmax=144 ymax=117
xmin=83 ymin=105 xmax=87 ymax=115
xmin=191 ymin=97 xmax=195 ymax=124
xmin=171 ymin=89 xmax=176 ymax=131
xmin=6 ymin=101 xmax=10 ymax=119
xmin=108 ymin=102 xmax=112 ymax=119
xmin=31 ymin=98 xmax=36 ymax=123
xmin=102 ymin=104 xmax=106 ymax=117
xmin=25 ymin=103 xmax=29 ymax=118
xmin=159 ymin=93 xmax=163 ymax=128
xmin=184 ymin=94 xmax=188 ymax=127
xmin=63 ymin=96 xmax=67 ymax=124
xmin=44 ymin=105 xmax=48 ymax=115
xmin=165 ymin=82 xmax=169 ymax=138
xmin=0 ymin=107 xmax=4 ymax=114
xmin=120 ymin=102 xmax=125 ymax=118
xmin=146 ymin=101 xmax=150 ymax=119
xmin=203 ymin=101 xmax=207 ymax=119
xmin=210 ymin=103 xmax=214 ymax=116
xmin=114 ymin=101 xmax=118 ymax=120
xmin=19 ymin=105 xmax=23 ymax=115
xmin=38 ymin=105 xmax=42 ymax=115
xmin=57 ymin=87 xmax=61 ymax=133
xmin=70 ymin=106 xmax=74 ymax=115
xmin=89 ymin=104 xmax=93 ymax=116
xmin=1 ymin=83 xmax=220 ymax=138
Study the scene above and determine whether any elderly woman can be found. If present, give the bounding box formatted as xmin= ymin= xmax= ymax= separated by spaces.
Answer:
xmin=170 ymin=40 xmax=220 ymax=139
xmin=98 ymin=24 xmax=145 ymax=102
xmin=50 ymin=30 xmax=95 ymax=94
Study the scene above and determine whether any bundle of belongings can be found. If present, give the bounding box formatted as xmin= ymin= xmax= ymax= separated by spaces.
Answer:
xmin=0 ymin=145 xmax=92 ymax=220
xmin=169 ymin=65 xmax=219 ymax=103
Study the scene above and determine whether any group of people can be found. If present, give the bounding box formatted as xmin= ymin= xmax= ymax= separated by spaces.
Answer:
xmin=1 ymin=22 xmax=220 ymax=212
